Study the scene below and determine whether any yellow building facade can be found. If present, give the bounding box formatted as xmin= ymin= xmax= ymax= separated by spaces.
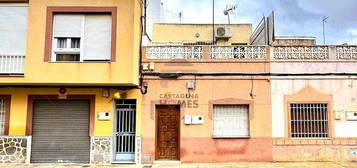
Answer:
xmin=0 ymin=0 xmax=142 ymax=164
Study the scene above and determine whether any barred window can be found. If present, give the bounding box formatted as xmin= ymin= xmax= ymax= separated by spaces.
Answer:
xmin=290 ymin=103 xmax=329 ymax=138
xmin=213 ymin=105 xmax=249 ymax=138
xmin=0 ymin=98 xmax=7 ymax=135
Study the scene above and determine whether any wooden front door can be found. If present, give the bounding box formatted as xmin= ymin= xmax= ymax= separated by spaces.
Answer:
xmin=156 ymin=105 xmax=180 ymax=160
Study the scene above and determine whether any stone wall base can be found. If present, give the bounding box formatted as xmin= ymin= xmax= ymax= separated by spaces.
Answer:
xmin=0 ymin=136 xmax=30 ymax=163
xmin=90 ymin=137 xmax=112 ymax=164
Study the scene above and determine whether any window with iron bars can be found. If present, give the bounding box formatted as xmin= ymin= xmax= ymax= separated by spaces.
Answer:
xmin=290 ymin=103 xmax=329 ymax=138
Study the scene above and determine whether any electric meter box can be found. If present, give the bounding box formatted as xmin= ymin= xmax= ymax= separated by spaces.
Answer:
xmin=346 ymin=111 xmax=357 ymax=121
xmin=98 ymin=111 xmax=110 ymax=121
xmin=184 ymin=115 xmax=192 ymax=124
xmin=191 ymin=115 xmax=204 ymax=124
xmin=334 ymin=110 xmax=344 ymax=120
xmin=187 ymin=80 xmax=195 ymax=89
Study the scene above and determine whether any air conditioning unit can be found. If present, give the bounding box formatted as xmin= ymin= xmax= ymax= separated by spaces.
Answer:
xmin=215 ymin=26 xmax=232 ymax=39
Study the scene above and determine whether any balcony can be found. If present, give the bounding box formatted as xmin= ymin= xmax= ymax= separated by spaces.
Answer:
xmin=142 ymin=45 xmax=269 ymax=74
xmin=269 ymin=46 xmax=357 ymax=73
xmin=144 ymin=45 xmax=357 ymax=61
xmin=271 ymin=46 xmax=357 ymax=60
xmin=211 ymin=46 xmax=266 ymax=59
xmin=144 ymin=45 xmax=267 ymax=60
xmin=0 ymin=55 xmax=25 ymax=75
xmin=143 ymin=45 xmax=357 ymax=74
xmin=146 ymin=46 xmax=203 ymax=59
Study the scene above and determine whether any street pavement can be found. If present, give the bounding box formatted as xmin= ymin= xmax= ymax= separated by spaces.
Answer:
xmin=0 ymin=162 xmax=357 ymax=168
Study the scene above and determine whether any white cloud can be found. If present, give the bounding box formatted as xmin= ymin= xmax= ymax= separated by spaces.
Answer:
xmin=347 ymin=29 xmax=357 ymax=36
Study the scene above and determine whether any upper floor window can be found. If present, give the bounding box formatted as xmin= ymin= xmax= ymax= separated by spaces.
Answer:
xmin=52 ymin=14 xmax=112 ymax=62
xmin=290 ymin=103 xmax=329 ymax=138
xmin=0 ymin=3 xmax=28 ymax=56
xmin=0 ymin=5 xmax=28 ymax=55
xmin=213 ymin=105 xmax=250 ymax=138
xmin=0 ymin=4 xmax=28 ymax=74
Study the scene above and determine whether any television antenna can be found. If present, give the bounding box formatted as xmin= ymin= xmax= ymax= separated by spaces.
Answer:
xmin=179 ymin=11 xmax=183 ymax=23
xmin=322 ymin=16 xmax=329 ymax=44
xmin=223 ymin=4 xmax=237 ymax=24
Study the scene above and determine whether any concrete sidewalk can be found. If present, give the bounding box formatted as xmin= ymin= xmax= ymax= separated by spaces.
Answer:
xmin=1 ymin=162 xmax=357 ymax=168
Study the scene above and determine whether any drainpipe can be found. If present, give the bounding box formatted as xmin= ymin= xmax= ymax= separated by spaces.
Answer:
xmin=139 ymin=0 xmax=148 ymax=94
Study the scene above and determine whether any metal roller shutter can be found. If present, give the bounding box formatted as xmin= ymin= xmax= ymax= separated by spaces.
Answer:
xmin=31 ymin=100 xmax=90 ymax=163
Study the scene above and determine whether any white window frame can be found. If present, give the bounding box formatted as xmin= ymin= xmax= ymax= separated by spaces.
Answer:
xmin=51 ymin=14 xmax=111 ymax=62
xmin=52 ymin=15 xmax=84 ymax=62
xmin=212 ymin=104 xmax=250 ymax=138
xmin=53 ymin=38 xmax=81 ymax=54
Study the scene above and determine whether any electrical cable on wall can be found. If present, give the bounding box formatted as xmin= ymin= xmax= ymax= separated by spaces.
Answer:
xmin=249 ymin=76 xmax=256 ymax=99
xmin=139 ymin=0 xmax=148 ymax=94
xmin=142 ymin=72 xmax=357 ymax=77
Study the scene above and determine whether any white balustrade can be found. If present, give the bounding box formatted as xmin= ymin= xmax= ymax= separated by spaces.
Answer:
xmin=0 ymin=55 xmax=25 ymax=74
xmin=336 ymin=46 xmax=357 ymax=60
xmin=273 ymin=46 xmax=329 ymax=60
xmin=211 ymin=46 xmax=266 ymax=59
xmin=146 ymin=46 xmax=202 ymax=59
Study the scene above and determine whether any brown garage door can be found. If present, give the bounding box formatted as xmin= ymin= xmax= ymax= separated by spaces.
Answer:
xmin=31 ymin=100 xmax=90 ymax=163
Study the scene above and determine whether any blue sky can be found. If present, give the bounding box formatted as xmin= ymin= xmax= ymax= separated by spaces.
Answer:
xmin=160 ymin=0 xmax=357 ymax=45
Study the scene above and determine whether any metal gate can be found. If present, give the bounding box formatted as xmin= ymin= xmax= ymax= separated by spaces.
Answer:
xmin=113 ymin=99 xmax=136 ymax=162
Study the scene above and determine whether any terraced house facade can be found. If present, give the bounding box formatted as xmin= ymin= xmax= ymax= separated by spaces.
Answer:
xmin=0 ymin=0 xmax=143 ymax=164
xmin=140 ymin=23 xmax=272 ymax=163
xmin=0 ymin=0 xmax=357 ymax=165
xmin=140 ymin=23 xmax=357 ymax=163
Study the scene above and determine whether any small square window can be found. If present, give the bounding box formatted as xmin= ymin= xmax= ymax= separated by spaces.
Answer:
xmin=57 ymin=38 xmax=67 ymax=48
xmin=53 ymin=37 xmax=81 ymax=62
xmin=71 ymin=38 xmax=80 ymax=48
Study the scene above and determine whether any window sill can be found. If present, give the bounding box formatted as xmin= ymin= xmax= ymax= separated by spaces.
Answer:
xmin=111 ymin=161 xmax=136 ymax=164
xmin=212 ymin=136 xmax=251 ymax=139
xmin=290 ymin=137 xmax=332 ymax=140
xmin=48 ymin=61 xmax=111 ymax=63
xmin=0 ymin=74 xmax=24 ymax=78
